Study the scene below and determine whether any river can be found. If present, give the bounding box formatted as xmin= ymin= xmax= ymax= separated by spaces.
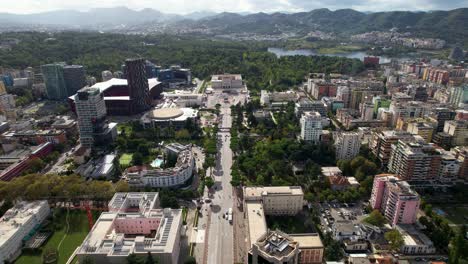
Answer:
xmin=268 ymin=47 xmax=393 ymax=64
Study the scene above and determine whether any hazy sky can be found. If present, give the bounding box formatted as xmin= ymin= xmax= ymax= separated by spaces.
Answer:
xmin=3 ymin=0 xmax=468 ymax=14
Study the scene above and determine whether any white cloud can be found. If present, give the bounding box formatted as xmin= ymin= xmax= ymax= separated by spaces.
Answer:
xmin=2 ymin=0 xmax=467 ymax=14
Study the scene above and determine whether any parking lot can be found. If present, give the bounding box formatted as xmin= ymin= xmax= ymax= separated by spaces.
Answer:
xmin=318 ymin=202 xmax=368 ymax=234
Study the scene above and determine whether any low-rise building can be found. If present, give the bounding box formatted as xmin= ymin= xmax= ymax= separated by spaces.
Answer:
xmin=295 ymin=99 xmax=327 ymax=117
xmin=0 ymin=142 xmax=53 ymax=181
xmin=244 ymin=186 xmax=303 ymax=216
xmin=80 ymin=154 xmax=117 ymax=179
xmin=76 ymin=193 xmax=182 ymax=264
xmin=0 ymin=201 xmax=50 ymax=264
xmin=397 ymin=225 xmax=436 ymax=255
xmin=321 ymin=167 xmax=342 ymax=177
xmin=140 ymin=107 xmax=198 ymax=130
xmin=211 ymin=74 xmax=243 ymax=89
xmin=290 ymin=234 xmax=324 ymax=264
xmin=162 ymin=90 xmax=203 ymax=107
xmin=261 ymin=90 xmax=297 ymax=106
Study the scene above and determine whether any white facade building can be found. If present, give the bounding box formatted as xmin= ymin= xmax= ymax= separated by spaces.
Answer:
xmin=244 ymin=186 xmax=304 ymax=216
xmin=300 ymin=111 xmax=323 ymax=143
xmin=125 ymin=147 xmax=195 ymax=188
xmin=211 ymin=74 xmax=243 ymax=89
xmin=162 ymin=91 xmax=203 ymax=107
xmin=437 ymin=149 xmax=460 ymax=183
xmin=0 ymin=201 xmax=50 ymax=264
xmin=335 ymin=132 xmax=361 ymax=161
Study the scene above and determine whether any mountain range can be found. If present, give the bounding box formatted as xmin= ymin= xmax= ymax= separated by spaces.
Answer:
xmin=0 ymin=7 xmax=467 ymax=43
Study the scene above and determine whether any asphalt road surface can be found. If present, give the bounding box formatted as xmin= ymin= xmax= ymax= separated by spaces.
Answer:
xmin=205 ymin=103 xmax=234 ymax=264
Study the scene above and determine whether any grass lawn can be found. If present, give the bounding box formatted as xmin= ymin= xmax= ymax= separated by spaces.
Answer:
xmin=435 ymin=205 xmax=468 ymax=225
xmin=119 ymin=153 xmax=133 ymax=167
xmin=15 ymin=209 xmax=91 ymax=264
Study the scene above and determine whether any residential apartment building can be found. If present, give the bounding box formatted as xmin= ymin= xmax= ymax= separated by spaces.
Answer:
xmin=452 ymin=146 xmax=468 ymax=180
xmin=295 ymin=99 xmax=327 ymax=117
xmin=0 ymin=201 xmax=50 ymax=264
xmin=406 ymin=121 xmax=436 ymax=143
xmin=429 ymin=107 xmax=455 ymax=132
xmin=388 ymin=140 xmax=441 ymax=181
xmin=300 ymin=112 xmax=322 ymax=143
xmin=370 ymin=174 xmax=420 ymax=225
xmin=309 ymin=81 xmax=337 ymax=99
xmin=443 ymin=120 xmax=468 ymax=146
xmin=449 ymin=84 xmax=468 ymax=107
xmin=370 ymin=130 xmax=415 ymax=167
xmin=388 ymin=101 xmax=429 ymax=127
xmin=334 ymin=132 xmax=360 ymax=161
xmin=436 ymin=149 xmax=460 ymax=183
xmin=76 ymin=193 xmax=182 ymax=264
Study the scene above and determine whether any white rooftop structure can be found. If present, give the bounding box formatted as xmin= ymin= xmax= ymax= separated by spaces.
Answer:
xmin=91 ymin=78 xmax=161 ymax=93
xmin=0 ymin=201 xmax=50 ymax=263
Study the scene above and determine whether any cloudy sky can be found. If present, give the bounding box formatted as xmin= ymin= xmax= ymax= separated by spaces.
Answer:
xmin=3 ymin=0 xmax=468 ymax=14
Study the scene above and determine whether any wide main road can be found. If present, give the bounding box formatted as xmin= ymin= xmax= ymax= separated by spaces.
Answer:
xmin=205 ymin=103 xmax=234 ymax=264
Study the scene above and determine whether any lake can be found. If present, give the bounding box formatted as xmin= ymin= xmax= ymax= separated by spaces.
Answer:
xmin=268 ymin=47 xmax=393 ymax=64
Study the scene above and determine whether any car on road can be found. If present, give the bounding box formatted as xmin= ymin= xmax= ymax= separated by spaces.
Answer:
xmin=204 ymin=199 xmax=211 ymax=203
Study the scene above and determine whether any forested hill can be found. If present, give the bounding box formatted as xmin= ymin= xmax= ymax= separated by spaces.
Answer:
xmin=1 ymin=8 xmax=467 ymax=43
xmin=181 ymin=8 xmax=467 ymax=42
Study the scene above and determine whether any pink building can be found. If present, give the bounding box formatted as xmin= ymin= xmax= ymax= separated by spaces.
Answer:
xmin=76 ymin=192 xmax=183 ymax=264
xmin=370 ymin=174 xmax=420 ymax=226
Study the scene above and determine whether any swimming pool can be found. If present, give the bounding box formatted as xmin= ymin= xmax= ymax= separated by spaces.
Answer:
xmin=150 ymin=158 xmax=164 ymax=168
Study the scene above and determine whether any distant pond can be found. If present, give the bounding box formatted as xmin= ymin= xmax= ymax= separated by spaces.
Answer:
xmin=268 ymin=47 xmax=393 ymax=64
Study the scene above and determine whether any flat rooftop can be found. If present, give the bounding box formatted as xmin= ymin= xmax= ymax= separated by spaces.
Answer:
xmin=321 ymin=167 xmax=342 ymax=177
xmin=211 ymin=74 xmax=242 ymax=80
xmin=0 ymin=201 xmax=48 ymax=247
xmin=244 ymin=186 xmax=303 ymax=199
xmin=246 ymin=201 xmax=267 ymax=248
xmin=289 ymin=233 xmax=324 ymax=248
xmin=91 ymin=78 xmax=161 ymax=93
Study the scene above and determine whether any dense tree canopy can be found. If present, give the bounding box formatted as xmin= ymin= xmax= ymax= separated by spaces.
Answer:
xmin=0 ymin=32 xmax=364 ymax=92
